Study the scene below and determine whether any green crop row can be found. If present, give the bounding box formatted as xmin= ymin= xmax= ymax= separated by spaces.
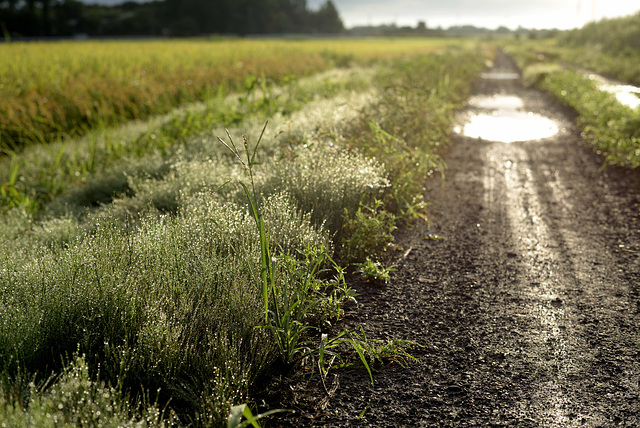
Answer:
xmin=0 ymin=38 xmax=456 ymax=153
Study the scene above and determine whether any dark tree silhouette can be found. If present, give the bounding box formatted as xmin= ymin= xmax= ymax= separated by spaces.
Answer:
xmin=0 ymin=0 xmax=345 ymax=37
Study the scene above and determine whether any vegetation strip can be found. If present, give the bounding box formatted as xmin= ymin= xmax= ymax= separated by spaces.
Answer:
xmin=0 ymin=65 xmax=376 ymax=214
xmin=1 ymin=40 xmax=489 ymax=426
xmin=502 ymin=15 xmax=640 ymax=169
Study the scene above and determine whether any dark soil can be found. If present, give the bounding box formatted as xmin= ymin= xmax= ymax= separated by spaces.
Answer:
xmin=263 ymin=51 xmax=640 ymax=427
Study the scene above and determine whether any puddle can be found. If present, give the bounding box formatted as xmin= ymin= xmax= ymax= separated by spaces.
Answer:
xmin=588 ymin=73 xmax=640 ymax=109
xmin=457 ymin=111 xmax=559 ymax=143
xmin=481 ymin=71 xmax=520 ymax=80
xmin=468 ymin=95 xmax=524 ymax=110
xmin=600 ymin=84 xmax=640 ymax=109
xmin=456 ymin=93 xmax=560 ymax=143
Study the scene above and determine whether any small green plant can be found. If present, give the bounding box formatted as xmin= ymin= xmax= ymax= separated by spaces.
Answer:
xmin=340 ymin=197 xmax=397 ymax=263
xmin=218 ymin=123 xmax=356 ymax=365
xmin=356 ymin=258 xmax=396 ymax=284
xmin=347 ymin=329 xmax=419 ymax=372
xmin=227 ymin=403 xmax=289 ymax=428
xmin=316 ymin=328 xmax=419 ymax=389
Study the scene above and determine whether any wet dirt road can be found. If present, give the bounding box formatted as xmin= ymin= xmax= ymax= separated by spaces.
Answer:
xmin=275 ymin=51 xmax=640 ymax=427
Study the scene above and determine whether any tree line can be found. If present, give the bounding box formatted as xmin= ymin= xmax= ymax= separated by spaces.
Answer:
xmin=0 ymin=0 xmax=344 ymax=38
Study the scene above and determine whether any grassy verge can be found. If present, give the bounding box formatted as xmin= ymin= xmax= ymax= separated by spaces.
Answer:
xmin=345 ymin=44 xmax=491 ymax=222
xmin=559 ymin=11 xmax=640 ymax=84
xmin=503 ymin=40 xmax=640 ymax=168
xmin=0 ymin=40 xmax=490 ymax=426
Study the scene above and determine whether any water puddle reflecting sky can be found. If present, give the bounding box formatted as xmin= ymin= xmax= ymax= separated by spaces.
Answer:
xmin=458 ymin=111 xmax=559 ymax=143
xmin=587 ymin=73 xmax=640 ymax=109
xmin=600 ymin=84 xmax=640 ymax=109
xmin=455 ymin=94 xmax=560 ymax=143
xmin=481 ymin=71 xmax=520 ymax=80
xmin=468 ymin=94 xmax=524 ymax=110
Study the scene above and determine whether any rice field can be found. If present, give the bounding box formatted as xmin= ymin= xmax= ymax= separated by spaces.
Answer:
xmin=0 ymin=37 xmax=455 ymax=152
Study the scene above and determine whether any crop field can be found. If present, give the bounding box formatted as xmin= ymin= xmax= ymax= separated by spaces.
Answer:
xmin=0 ymin=37 xmax=457 ymax=153
xmin=0 ymin=37 xmax=491 ymax=426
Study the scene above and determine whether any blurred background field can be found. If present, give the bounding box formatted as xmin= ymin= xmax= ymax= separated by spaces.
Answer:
xmin=0 ymin=37 xmax=454 ymax=152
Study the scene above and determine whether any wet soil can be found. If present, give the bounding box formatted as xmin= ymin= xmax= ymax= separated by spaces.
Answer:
xmin=266 ymin=51 xmax=640 ymax=426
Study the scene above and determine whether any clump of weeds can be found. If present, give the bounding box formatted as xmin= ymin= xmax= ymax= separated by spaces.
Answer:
xmin=217 ymin=124 xmax=418 ymax=424
xmin=355 ymin=258 xmax=396 ymax=284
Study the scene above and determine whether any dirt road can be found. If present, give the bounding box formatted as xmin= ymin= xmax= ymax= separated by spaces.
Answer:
xmin=274 ymin=51 xmax=640 ymax=427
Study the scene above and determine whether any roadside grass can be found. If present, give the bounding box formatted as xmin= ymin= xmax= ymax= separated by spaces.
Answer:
xmin=538 ymin=71 xmax=640 ymax=167
xmin=502 ymin=37 xmax=640 ymax=85
xmin=502 ymin=40 xmax=640 ymax=168
xmin=502 ymin=8 xmax=640 ymax=86
xmin=0 ymin=354 xmax=177 ymax=427
xmin=344 ymin=44 xmax=492 ymax=224
xmin=0 ymin=40 xmax=491 ymax=425
xmin=559 ymin=11 xmax=640 ymax=84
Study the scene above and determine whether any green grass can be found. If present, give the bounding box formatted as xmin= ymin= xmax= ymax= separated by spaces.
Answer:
xmin=560 ymin=11 xmax=640 ymax=84
xmin=0 ymin=40 xmax=491 ymax=426
xmin=0 ymin=66 xmax=376 ymax=215
xmin=0 ymin=354 xmax=177 ymax=427
xmin=502 ymin=11 xmax=640 ymax=85
xmin=502 ymin=40 xmax=640 ymax=168
xmin=344 ymin=45 xmax=492 ymax=217
xmin=538 ymin=70 xmax=640 ymax=167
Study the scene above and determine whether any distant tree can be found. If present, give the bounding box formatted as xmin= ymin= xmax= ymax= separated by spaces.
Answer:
xmin=40 ymin=0 xmax=52 ymax=35
xmin=0 ymin=0 xmax=347 ymax=37
xmin=311 ymin=0 xmax=343 ymax=33
xmin=26 ymin=0 xmax=38 ymax=34
xmin=52 ymin=0 xmax=85 ymax=35
xmin=3 ymin=0 xmax=18 ymax=11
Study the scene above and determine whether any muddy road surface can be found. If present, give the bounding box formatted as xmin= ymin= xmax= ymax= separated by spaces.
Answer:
xmin=270 ymin=51 xmax=640 ymax=427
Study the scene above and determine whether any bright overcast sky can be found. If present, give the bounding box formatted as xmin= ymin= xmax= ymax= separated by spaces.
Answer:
xmin=308 ymin=0 xmax=640 ymax=30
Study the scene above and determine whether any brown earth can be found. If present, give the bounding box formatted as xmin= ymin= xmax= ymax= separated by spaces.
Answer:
xmin=264 ymin=51 xmax=640 ymax=427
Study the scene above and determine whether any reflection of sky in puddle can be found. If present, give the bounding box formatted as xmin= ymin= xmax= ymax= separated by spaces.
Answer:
xmin=600 ymin=84 xmax=640 ymax=109
xmin=481 ymin=71 xmax=520 ymax=80
xmin=468 ymin=94 xmax=524 ymax=110
xmin=456 ymin=110 xmax=559 ymax=143
xmin=588 ymin=73 xmax=640 ymax=109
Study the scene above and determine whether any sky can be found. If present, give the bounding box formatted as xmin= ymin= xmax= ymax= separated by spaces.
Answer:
xmin=308 ymin=0 xmax=640 ymax=30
